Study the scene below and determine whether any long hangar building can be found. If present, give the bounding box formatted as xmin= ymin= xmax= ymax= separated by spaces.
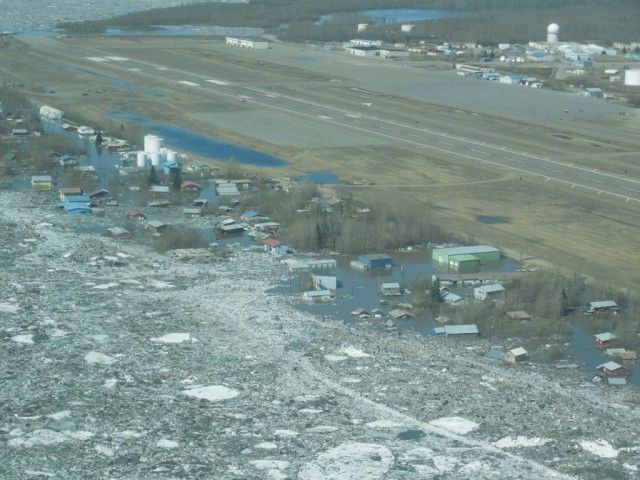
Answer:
xmin=432 ymin=245 xmax=501 ymax=273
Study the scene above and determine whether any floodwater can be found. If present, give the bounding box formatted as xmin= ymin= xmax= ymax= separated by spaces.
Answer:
xmin=106 ymin=110 xmax=288 ymax=167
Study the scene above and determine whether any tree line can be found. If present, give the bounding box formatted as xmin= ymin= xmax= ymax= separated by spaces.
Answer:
xmin=57 ymin=0 xmax=639 ymax=46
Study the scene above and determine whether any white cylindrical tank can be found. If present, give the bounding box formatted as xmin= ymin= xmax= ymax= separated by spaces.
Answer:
xmin=149 ymin=152 xmax=161 ymax=166
xmin=136 ymin=151 xmax=147 ymax=168
xmin=625 ymin=69 xmax=640 ymax=86
xmin=144 ymin=134 xmax=163 ymax=154
xmin=547 ymin=23 xmax=559 ymax=43
xmin=166 ymin=150 xmax=177 ymax=162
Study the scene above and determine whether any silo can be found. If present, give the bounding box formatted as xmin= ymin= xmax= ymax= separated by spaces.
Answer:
xmin=136 ymin=151 xmax=147 ymax=168
xmin=625 ymin=69 xmax=640 ymax=86
xmin=149 ymin=152 xmax=161 ymax=166
xmin=166 ymin=150 xmax=178 ymax=162
xmin=547 ymin=23 xmax=559 ymax=43
xmin=144 ymin=134 xmax=163 ymax=154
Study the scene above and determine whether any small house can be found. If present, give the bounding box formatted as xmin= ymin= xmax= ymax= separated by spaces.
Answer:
xmin=505 ymin=347 xmax=528 ymax=363
xmin=619 ymin=351 xmax=638 ymax=362
xmin=59 ymin=187 xmax=83 ymax=201
xmin=89 ymin=189 xmax=109 ymax=201
xmin=434 ymin=324 xmax=479 ymax=337
xmin=303 ymin=290 xmax=333 ymax=302
xmin=31 ymin=175 xmax=53 ymax=191
xmin=194 ymin=198 xmax=209 ymax=207
xmin=597 ymin=361 xmax=630 ymax=378
xmin=11 ymin=128 xmax=28 ymax=136
xmin=231 ymin=179 xmax=251 ymax=190
xmin=242 ymin=210 xmax=269 ymax=222
xmin=264 ymin=238 xmax=289 ymax=255
xmin=107 ymin=227 xmax=131 ymax=238
xmin=148 ymin=200 xmax=170 ymax=208
xmin=389 ymin=309 xmax=414 ymax=320
xmin=254 ymin=222 xmax=280 ymax=233
xmin=486 ymin=346 xmax=506 ymax=361
xmin=181 ymin=180 xmax=201 ymax=192
xmin=216 ymin=223 xmax=245 ymax=235
xmin=587 ymin=300 xmax=620 ymax=314
xmin=183 ymin=207 xmax=203 ymax=217
xmin=312 ymin=274 xmax=338 ymax=291
xmin=247 ymin=230 xmax=270 ymax=241
xmin=150 ymin=185 xmax=171 ymax=195
xmin=440 ymin=289 xmax=464 ymax=305
xmin=474 ymin=283 xmax=505 ymax=301
xmin=161 ymin=161 xmax=181 ymax=175
xmin=380 ymin=282 xmax=401 ymax=296
xmin=595 ymin=332 xmax=617 ymax=348
xmin=146 ymin=220 xmax=171 ymax=234
xmin=127 ymin=210 xmax=147 ymax=220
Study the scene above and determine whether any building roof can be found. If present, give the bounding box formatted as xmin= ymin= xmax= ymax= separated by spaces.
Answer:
xmin=65 ymin=195 xmax=90 ymax=203
xmin=477 ymin=284 xmax=505 ymax=294
xmin=589 ymin=300 xmax=618 ymax=309
xmin=597 ymin=361 xmax=626 ymax=371
xmin=450 ymin=254 xmax=479 ymax=262
xmin=243 ymin=210 xmax=268 ymax=219
xmin=508 ymin=347 xmax=528 ymax=356
xmin=381 ymin=282 xmax=400 ymax=289
xmin=304 ymin=290 xmax=332 ymax=297
xmin=443 ymin=324 xmax=479 ymax=335
xmin=361 ymin=253 xmax=392 ymax=261
xmin=147 ymin=220 xmax=168 ymax=228
xmin=264 ymin=238 xmax=284 ymax=247
xmin=181 ymin=180 xmax=201 ymax=189
xmin=32 ymin=175 xmax=52 ymax=182
xmin=434 ymin=245 xmax=499 ymax=256
xmin=595 ymin=332 xmax=617 ymax=342
xmin=506 ymin=311 xmax=531 ymax=320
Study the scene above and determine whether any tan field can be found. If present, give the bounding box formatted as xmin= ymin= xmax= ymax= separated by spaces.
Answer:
xmin=2 ymin=35 xmax=640 ymax=288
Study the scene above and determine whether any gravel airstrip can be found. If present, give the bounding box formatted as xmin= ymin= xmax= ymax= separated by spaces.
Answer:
xmin=2 ymin=188 xmax=640 ymax=479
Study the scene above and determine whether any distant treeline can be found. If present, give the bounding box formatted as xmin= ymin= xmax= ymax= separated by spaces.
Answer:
xmin=57 ymin=0 xmax=639 ymax=45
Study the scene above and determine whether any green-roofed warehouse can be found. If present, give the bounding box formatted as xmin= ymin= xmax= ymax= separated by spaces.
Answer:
xmin=432 ymin=245 xmax=500 ymax=271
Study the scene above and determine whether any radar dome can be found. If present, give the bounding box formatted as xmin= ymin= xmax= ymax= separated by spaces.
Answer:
xmin=547 ymin=23 xmax=560 ymax=34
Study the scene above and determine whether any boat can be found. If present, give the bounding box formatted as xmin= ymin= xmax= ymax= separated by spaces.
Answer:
xmin=77 ymin=126 xmax=95 ymax=136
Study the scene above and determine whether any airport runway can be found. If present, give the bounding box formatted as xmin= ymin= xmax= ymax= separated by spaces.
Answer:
xmin=22 ymin=36 xmax=640 ymax=206
xmin=66 ymin=49 xmax=640 ymax=205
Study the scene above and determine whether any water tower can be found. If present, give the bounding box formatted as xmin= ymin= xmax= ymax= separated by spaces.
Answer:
xmin=547 ymin=23 xmax=559 ymax=43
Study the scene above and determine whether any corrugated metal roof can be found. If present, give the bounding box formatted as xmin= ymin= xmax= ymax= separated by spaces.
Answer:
xmin=477 ymin=284 xmax=504 ymax=294
xmin=443 ymin=324 xmax=478 ymax=335
xmin=595 ymin=332 xmax=617 ymax=342
xmin=434 ymin=245 xmax=499 ymax=256
xmin=589 ymin=300 xmax=618 ymax=309
xmin=597 ymin=361 xmax=625 ymax=371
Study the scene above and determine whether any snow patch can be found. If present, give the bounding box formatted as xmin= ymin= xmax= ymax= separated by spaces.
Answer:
xmin=324 ymin=354 xmax=347 ymax=362
xmin=182 ymin=385 xmax=240 ymax=402
xmin=343 ymin=345 xmax=371 ymax=358
xmin=254 ymin=441 xmax=278 ymax=450
xmin=150 ymin=333 xmax=191 ymax=344
xmin=305 ymin=425 xmax=339 ymax=433
xmin=47 ymin=410 xmax=71 ymax=420
xmin=493 ymin=436 xmax=552 ymax=448
xmin=157 ymin=439 xmax=179 ymax=449
xmin=274 ymin=429 xmax=299 ymax=438
xmin=298 ymin=408 xmax=323 ymax=414
xmin=0 ymin=302 xmax=20 ymax=313
xmin=428 ymin=416 xmax=478 ymax=435
xmin=299 ymin=442 xmax=393 ymax=480
xmin=84 ymin=351 xmax=116 ymax=365
xmin=250 ymin=460 xmax=290 ymax=470
xmin=580 ymin=439 xmax=618 ymax=458
xmin=104 ymin=378 xmax=118 ymax=388
xmin=366 ymin=420 xmax=403 ymax=429
xmin=11 ymin=334 xmax=34 ymax=344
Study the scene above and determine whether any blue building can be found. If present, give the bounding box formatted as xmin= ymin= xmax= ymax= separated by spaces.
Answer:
xmin=358 ymin=254 xmax=393 ymax=270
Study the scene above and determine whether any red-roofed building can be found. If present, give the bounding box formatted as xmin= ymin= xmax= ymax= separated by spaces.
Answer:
xmin=181 ymin=180 xmax=202 ymax=192
xmin=264 ymin=238 xmax=289 ymax=255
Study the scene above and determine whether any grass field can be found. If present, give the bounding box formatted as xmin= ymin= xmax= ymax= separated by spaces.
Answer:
xmin=2 ymin=35 xmax=639 ymax=290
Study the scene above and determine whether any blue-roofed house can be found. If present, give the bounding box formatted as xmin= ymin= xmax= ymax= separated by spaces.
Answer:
xmin=242 ymin=210 xmax=269 ymax=221
xmin=65 ymin=194 xmax=91 ymax=204
xmin=358 ymin=254 xmax=393 ymax=270
xmin=64 ymin=203 xmax=92 ymax=214
xmin=161 ymin=161 xmax=182 ymax=175
xmin=59 ymin=154 xmax=77 ymax=167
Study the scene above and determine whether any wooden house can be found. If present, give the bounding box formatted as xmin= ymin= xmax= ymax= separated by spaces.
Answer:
xmin=597 ymin=361 xmax=630 ymax=378
xmin=31 ymin=175 xmax=53 ymax=191
xmin=595 ymin=332 xmax=617 ymax=349
xmin=505 ymin=347 xmax=528 ymax=363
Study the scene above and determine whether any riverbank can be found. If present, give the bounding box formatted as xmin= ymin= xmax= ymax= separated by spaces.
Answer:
xmin=1 ymin=189 xmax=639 ymax=479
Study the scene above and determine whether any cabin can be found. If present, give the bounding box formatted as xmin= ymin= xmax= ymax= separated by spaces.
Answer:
xmin=31 ymin=175 xmax=53 ymax=191
xmin=597 ymin=361 xmax=630 ymax=378
xmin=303 ymin=290 xmax=332 ymax=302
xmin=264 ymin=238 xmax=289 ymax=255
xmin=474 ymin=283 xmax=505 ymax=301
xmin=145 ymin=220 xmax=171 ymax=234
xmin=505 ymin=347 xmax=528 ymax=363
xmin=595 ymin=332 xmax=617 ymax=348
xmin=389 ymin=309 xmax=414 ymax=320
xmin=242 ymin=210 xmax=269 ymax=222
xmin=59 ymin=187 xmax=83 ymax=201
xmin=181 ymin=181 xmax=201 ymax=192
xmin=216 ymin=223 xmax=245 ymax=235
xmin=63 ymin=203 xmax=91 ymax=215
xmin=587 ymin=300 xmax=620 ymax=314
xmin=380 ymin=282 xmax=401 ymax=296
xmin=183 ymin=207 xmax=203 ymax=218
xmin=150 ymin=185 xmax=171 ymax=195
xmin=434 ymin=324 xmax=479 ymax=337
xmin=89 ymin=189 xmax=109 ymax=201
